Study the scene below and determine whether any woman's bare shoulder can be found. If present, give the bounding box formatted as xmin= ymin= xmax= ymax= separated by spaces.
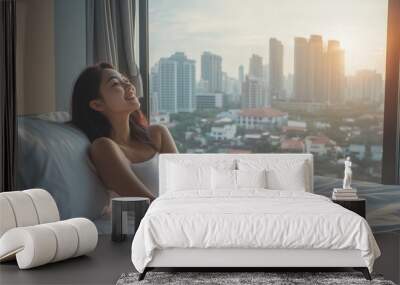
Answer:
xmin=147 ymin=124 xmax=178 ymax=153
xmin=91 ymin=137 xmax=116 ymax=149
xmin=148 ymin=124 xmax=169 ymax=136
xmin=147 ymin=124 xmax=165 ymax=151
xmin=90 ymin=137 xmax=120 ymax=158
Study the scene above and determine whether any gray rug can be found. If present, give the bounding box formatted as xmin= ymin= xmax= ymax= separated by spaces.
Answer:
xmin=116 ymin=271 xmax=396 ymax=285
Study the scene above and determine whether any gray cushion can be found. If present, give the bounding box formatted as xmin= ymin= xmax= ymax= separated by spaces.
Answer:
xmin=16 ymin=115 xmax=108 ymax=220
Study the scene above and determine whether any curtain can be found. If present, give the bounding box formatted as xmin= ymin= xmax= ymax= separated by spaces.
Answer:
xmin=0 ymin=0 xmax=17 ymax=192
xmin=86 ymin=0 xmax=143 ymax=98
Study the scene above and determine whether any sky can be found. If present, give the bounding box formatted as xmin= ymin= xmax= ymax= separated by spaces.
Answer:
xmin=149 ymin=0 xmax=388 ymax=79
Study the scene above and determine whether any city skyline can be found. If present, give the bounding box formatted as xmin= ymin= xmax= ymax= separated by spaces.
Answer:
xmin=150 ymin=48 xmax=384 ymax=114
xmin=149 ymin=0 xmax=388 ymax=78
xmin=150 ymin=46 xmax=384 ymax=98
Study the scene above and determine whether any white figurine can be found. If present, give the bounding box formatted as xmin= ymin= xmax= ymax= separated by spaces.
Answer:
xmin=343 ymin=156 xmax=352 ymax=189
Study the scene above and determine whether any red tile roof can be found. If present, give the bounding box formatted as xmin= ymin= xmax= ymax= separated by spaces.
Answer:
xmin=227 ymin=149 xmax=252 ymax=154
xmin=306 ymin=135 xmax=332 ymax=145
xmin=281 ymin=139 xmax=305 ymax=150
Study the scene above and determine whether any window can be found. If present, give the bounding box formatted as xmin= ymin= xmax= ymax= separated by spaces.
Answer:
xmin=147 ymin=0 xmax=390 ymax=183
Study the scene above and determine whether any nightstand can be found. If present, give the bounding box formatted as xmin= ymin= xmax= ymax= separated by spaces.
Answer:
xmin=111 ymin=197 xmax=150 ymax=242
xmin=332 ymin=198 xmax=366 ymax=218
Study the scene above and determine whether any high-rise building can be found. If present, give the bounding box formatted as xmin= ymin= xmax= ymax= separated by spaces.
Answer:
xmin=171 ymin=52 xmax=196 ymax=112
xmin=307 ymin=35 xmax=324 ymax=102
xmin=294 ymin=37 xmax=309 ymax=102
xmin=269 ymin=38 xmax=284 ymax=100
xmin=201 ymin=51 xmax=222 ymax=93
xmin=243 ymin=54 xmax=270 ymax=108
xmin=150 ymin=64 xmax=160 ymax=114
xmin=222 ymin=72 xmax=228 ymax=93
xmin=158 ymin=52 xmax=196 ymax=113
xmin=249 ymin=54 xmax=263 ymax=79
xmin=196 ymin=93 xmax=224 ymax=110
xmin=285 ymin=73 xmax=294 ymax=99
xmin=294 ymin=36 xmax=345 ymax=105
xmin=241 ymin=75 xmax=267 ymax=108
xmin=238 ymin=65 xmax=245 ymax=84
xmin=158 ymin=58 xmax=177 ymax=113
xmin=326 ymin=40 xmax=345 ymax=104
xmin=196 ymin=79 xmax=209 ymax=94
xmin=222 ymin=72 xmax=240 ymax=96
xmin=263 ymin=64 xmax=269 ymax=88
xmin=346 ymin=70 xmax=384 ymax=103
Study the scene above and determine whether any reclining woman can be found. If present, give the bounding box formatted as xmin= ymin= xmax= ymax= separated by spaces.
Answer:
xmin=71 ymin=62 xmax=178 ymax=202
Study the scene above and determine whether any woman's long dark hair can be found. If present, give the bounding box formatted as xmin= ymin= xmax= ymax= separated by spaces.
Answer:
xmin=70 ymin=62 xmax=156 ymax=149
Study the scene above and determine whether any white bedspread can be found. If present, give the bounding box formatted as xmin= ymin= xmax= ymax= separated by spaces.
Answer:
xmin=131 ymin=190 xmax=380 ymax=273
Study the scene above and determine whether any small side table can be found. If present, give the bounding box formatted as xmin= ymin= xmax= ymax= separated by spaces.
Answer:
xmin=112 ymin=197 xmax=150 ymax=242
xmin=332 ymin=198 xmax=366 ymax=218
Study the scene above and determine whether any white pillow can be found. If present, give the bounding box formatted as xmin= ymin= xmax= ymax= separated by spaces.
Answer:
xmin=238 ymin=159 xmax=308 ymax=192
xmin=266 ymin=161 xmax=307 ymax=191
xmin=236 ymin=169 xmax=267 ymax=189
xmin=211 ymin=168 xmax=268 ymax=191
xmin=166 ymin=162 xmax=212 ymax=191
xmin=211 ymin=168 xmax=237 ymax=190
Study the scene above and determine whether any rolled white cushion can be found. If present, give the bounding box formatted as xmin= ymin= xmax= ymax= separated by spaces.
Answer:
xmin=0 ymin=191 xmax=39 ymax=227
xmin=0 ymin=218 xmax=98 ymax=269
xmin=42 ymin=221 xmax=79 ymax=262
xmin=0 ymin=226 xmax=57 ymax=269
xmin=23 ymin=189 xmax=60 ymax=224
xmin=63 ymin=218 xmax=98 ymax=257
xmin=0 ymin=189 xmax=60 ymax=238
xmin=0 ymin=196 xmax=17 ymax=237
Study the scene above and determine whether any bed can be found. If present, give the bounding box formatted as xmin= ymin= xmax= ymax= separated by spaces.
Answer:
xmin=131 ymin=154 xmax=380 ymax=281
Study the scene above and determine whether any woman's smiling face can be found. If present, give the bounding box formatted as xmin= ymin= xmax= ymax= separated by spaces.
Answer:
xmin=91 ymin=68 xmax=140 ymax=114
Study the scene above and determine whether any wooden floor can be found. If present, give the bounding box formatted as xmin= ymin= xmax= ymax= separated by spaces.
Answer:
xmin=0 ymin=235 xmax=134 ymax=285
xmin=1 ymin=233 xmax=398 ymax=284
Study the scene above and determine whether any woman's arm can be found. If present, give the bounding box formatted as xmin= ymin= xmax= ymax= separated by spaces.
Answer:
xmin=89 ymin=137 xmax=156 ymax=201
xmin=149 ymin=124 xmax=178 ymax=153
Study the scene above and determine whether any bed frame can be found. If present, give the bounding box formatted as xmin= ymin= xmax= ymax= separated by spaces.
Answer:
xmin=138 ymin=248 xmax=371 ymax=280
xmin=138 ymin=154 xmax=372 ymax=281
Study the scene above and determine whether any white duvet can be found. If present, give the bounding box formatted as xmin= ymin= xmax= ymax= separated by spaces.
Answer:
xmin=131 ymin=190 xmax=380 ymax=273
